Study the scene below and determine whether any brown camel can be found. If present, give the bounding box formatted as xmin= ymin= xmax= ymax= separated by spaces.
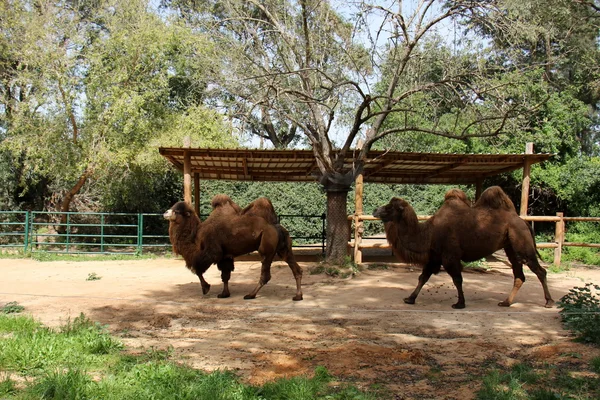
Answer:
xmin=164 ymin=199 xmax=303 ymax=301
xmin=204 ymin=194 xmax=298 ymax=298
xmin=373 ymin=186 xmax=554 ymax=309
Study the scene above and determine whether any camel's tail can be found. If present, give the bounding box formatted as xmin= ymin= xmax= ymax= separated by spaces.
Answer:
xmin=275 ymin=224 xmax=294 ymax=259
xmin=527 ymin=222 xmax=544 ymax=261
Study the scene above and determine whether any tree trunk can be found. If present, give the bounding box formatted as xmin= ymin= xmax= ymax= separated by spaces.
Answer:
xmin=325 ymin=189 xmax=350 ymax=264
xmin=57 ymin=170 xmax=90 ymax=234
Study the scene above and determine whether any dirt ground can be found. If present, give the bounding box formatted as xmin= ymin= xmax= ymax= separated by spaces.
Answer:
xmin=1 ymin=254 xmax=600 ymax=399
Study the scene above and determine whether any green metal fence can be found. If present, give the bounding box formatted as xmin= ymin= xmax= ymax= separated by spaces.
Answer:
xmin=0 ymin=211 xmax=327 ymax=255
xmin=0 ymin=211 xmax=30 ymax=251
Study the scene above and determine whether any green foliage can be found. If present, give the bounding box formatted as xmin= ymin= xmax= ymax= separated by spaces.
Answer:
xmin=557 ymin=283 xmax=600 ymax=344
xmin=1 ymin=301 xmax=24 ymax=314
xmin=0 ymin=314 xmax=376 ymax=399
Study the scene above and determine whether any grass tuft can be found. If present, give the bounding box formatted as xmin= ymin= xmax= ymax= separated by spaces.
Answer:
xmin=1 ymin=301 xmax=24 ymax=314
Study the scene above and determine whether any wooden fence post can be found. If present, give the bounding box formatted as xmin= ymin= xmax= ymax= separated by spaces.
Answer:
xmin=554 ymin=212 xmax=564 ymax=266
xmin=353 ymin=172 xmax=364 ymax=264
xmin=520 ymin=142 xmax=534 ymax=216
xmin=183 ymin=136 xmax=192 ymax=205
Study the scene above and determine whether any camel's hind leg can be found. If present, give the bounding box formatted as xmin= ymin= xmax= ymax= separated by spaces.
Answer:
xmin=216 ymin=258 xmax=234 ymax=298
xmin=405 ymin=261 xmax=438 ymax=305
xmin=501 ymin=245 xmax=555 ymax=308
xmin=499 ymin=245 xmax=528 ymax=307
xmin=277 ymin=237 xmax=303 ymax=301
xmin=284 ymin=255 xmax=303 ymax=301
xmin=527 ymin=258 xmax=555 ymax=308
xmin=244 ymin=252 xmax=275 ymax=300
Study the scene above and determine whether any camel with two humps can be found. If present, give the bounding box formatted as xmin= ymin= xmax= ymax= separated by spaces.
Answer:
xmin=164 ymin=196 xmax=303 ymax=301
xmin=373 ymin=186 xmax=554 ymax=309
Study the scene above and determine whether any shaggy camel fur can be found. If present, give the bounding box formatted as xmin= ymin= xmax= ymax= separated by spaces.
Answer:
xmin=373 ymin=186 xmax=554 ymax=309
xmin=204 ymin=194 xmax=299 ymax=299
xmin=164 ymin=199 xmax=303 ymax=301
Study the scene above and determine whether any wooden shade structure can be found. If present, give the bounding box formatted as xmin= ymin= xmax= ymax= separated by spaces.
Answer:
xmin=159 ymin=146 xmax=551 ymax=205
xmin=160 ymin=145 xmax=552 ymax=262
xmin=159 ymin=147 xmax=550 ymax=184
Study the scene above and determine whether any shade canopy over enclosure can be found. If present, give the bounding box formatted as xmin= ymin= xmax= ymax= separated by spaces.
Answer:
xmin=158 ymin=147 xmax=551 ymax=185
xmin=159 ymin=145 xmax=552 ymax=262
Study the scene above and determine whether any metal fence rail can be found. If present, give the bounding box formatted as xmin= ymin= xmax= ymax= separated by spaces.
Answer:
xmin=0 ymin=211 xmax=30 ymax=251
xmin=0 ymin=211 xmax=327 ymax=255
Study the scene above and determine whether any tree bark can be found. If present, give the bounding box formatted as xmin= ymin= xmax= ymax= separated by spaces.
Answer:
xmin=57 ymin=170 xmax=90 ymax=234
xmin=325 ymin=189 xmax=350 ymax=264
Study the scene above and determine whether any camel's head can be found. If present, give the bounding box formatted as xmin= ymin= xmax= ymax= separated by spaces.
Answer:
xmin=373 ymin=197 xmax=410 ymax=222
xmin=164 ymin=201 xmax=195 ymax=223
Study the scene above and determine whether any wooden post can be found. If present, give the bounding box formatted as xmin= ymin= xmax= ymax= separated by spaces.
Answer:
xmin=553 ymin=212 xmax=564 ymax=267
xmin=520 ymin=142 xmax=534 ymax=216
xmin=194 ymin=173 xmax=200 ymax=216
xmin=353 ymin=172 xmax=364 ymax=264
xmin=183 ymin=137 xmax=192 ymax=205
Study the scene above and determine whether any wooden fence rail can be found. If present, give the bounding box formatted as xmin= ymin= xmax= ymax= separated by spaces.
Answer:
xmin=350 ymin=213 xmax=600 ymax=266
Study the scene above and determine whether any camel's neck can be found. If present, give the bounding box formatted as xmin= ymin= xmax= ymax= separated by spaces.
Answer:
xmin=171 ymin=216 xmax=202 ymax=249
xmin=385 ymin=216 xmax=432 ymax=265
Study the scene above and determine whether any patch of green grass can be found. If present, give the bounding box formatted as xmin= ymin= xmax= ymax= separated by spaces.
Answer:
xmin=547 ymin=262 xmax=572 ymax=274
xmin=29 ymin=252 xmax=159 ymax=262
xmin=86 ymin=272 xmax=102 ymax=281
xmin=366 ymin=263 xmax=390 ymax=270
xmin=2 ymin=301 xmax=24 ymax=314
xmin=591 ymin=357 xmax=600 ymax=374
xmin=0 ymin=375 xmax=16 ymax=396
xmin=477 ymin=361 xmax=600 ymax=400
xmin=0 ymin=313 xmax=122 ymax=374
xmin=0 ymin=314 xmax=377 ymax=399
xmin=464 ymin=258 xmax=489 ymax=270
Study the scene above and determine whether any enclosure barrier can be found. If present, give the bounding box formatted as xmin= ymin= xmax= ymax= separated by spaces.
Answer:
xmin=350 ymin=213 xmax=600 ymax=266
xmin=0 ymin=211 xmax=326 ymax=255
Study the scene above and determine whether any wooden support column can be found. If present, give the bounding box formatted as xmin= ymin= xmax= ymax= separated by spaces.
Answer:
xmin=194 ymin=173 xmax=200 ymax=216
xmin=520 ymin=142 xmax=534 ymax=216
xmin=554 ymin=212 xmax=564 ymax=267
xmin=353 ymin=172 xmax=364 ymax=264
xmin=183 ymin=137 xmax=192 ymax=205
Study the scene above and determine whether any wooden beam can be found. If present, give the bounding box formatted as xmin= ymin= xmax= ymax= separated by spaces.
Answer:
xmin=423 ymin=160 xmax=467 ymax=179
xmin=520 ymin=142 xmax=534 ymax=216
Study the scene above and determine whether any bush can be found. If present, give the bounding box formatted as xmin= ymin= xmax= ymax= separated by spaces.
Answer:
xmin=557 ymin=283 xmax=600 ymax=344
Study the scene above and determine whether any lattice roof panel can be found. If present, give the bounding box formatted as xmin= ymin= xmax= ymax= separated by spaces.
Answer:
xmin=158 ymin=147 xmax=552 ymax=185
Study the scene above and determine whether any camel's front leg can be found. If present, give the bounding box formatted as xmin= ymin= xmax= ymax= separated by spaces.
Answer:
xmin=405 ymin=262 xmax=436 ymax=305
xmin=446 ymin=266 xmax=465 ymax=309
xmin=197 ymin=274 xmax=211 ymax=295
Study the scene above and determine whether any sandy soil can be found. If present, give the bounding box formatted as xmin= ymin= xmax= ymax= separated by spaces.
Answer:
xmin=1 ymin=255 xmax=600 ymax=399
